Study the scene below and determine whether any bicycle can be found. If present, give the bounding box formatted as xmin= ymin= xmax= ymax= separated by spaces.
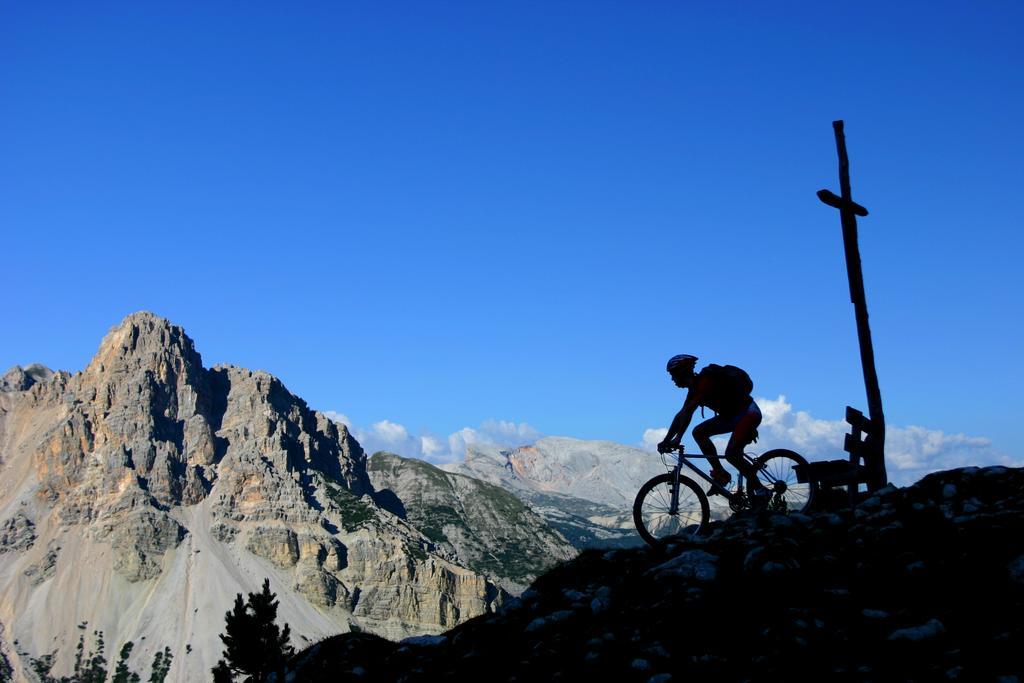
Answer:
xmin=632 ymin=445 xmax=816 ymax=545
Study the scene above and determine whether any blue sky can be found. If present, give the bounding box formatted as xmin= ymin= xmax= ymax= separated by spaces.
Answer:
xmin=2 ymin=2 xmax=1021 ymax=480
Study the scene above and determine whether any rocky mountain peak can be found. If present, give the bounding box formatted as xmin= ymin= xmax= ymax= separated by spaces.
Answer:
xmin=85 ymin=311 xmax=204 ymax=381
xmin=0 ymin=313 xmax=521 ymax=679
xmin=0 ymin=364 xmax=53 ymax=392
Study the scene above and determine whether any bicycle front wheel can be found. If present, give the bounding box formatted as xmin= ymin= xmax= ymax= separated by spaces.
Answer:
xmin=633 ymin=473 xmax=710 ymax=545
xmin=755 ymin=449 xmax=815 ymax=513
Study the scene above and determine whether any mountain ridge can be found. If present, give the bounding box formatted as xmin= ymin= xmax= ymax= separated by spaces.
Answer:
xmin=0 ymin=312 xmax=568 ymax=681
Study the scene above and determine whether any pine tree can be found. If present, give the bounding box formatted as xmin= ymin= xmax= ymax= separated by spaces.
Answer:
xmin=214 ymin=579 xmax=294 ymax=682
xmin=82 ymin=630 xmax=106 ymax=683
xmin=72 ymin=631 xmax=86 ymax=678
xmin=211 ymin=660 xmax=233 ymax=683
xmin=148 ymin=647 xmax=173 ymax=683
xmin=112 ymin=641 xmax=137 ymax=683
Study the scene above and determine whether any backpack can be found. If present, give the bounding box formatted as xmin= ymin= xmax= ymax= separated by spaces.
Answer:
xmin=698 ymin=364 xmax=754 ymax=414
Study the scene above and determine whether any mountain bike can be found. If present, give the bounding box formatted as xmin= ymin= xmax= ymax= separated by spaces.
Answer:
xmin=632 ymin=445 xmax=816 ymax=545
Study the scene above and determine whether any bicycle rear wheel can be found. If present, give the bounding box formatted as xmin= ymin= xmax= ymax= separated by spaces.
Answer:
xmin=755 ymin=449 xmax=815 ymax=513
xmin=633 ymin=473 xmax=710 ymax=545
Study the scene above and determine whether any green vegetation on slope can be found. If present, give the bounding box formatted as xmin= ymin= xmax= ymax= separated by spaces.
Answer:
xmin=368 ymin=451 xmax=573 ymax=585
xmin=324 ymin=483 xmax=377 ymax=532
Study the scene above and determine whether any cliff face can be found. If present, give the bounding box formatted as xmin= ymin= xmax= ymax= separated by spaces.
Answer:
xmin=0 ymin=313 xmax=507 ymax=681
xmin=368 ymin=452 xmax=577 ymax=593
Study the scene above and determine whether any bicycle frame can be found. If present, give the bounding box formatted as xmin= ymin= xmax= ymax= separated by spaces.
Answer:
xmin=665 ymin=449 xmax=758 ymax=512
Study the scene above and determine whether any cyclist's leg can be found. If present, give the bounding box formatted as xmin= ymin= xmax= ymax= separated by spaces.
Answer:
xmin=724 ymin=402 xmax=764 ymax=490
xmin=692 ymin=414 xmax=733 ymax=477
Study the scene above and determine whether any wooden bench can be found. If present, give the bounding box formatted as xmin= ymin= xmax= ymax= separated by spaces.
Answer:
xmin=792 ymin=406 xmax=885 ymax=507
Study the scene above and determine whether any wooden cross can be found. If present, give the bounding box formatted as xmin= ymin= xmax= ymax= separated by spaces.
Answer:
xmin=818 ymin=120 xmax=888 ymax=491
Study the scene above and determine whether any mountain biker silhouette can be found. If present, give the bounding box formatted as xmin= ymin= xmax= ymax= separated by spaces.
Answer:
xmin=657 ymin=354 xmax=768 ymax=502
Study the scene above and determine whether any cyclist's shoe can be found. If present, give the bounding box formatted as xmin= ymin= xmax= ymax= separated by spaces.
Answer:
xmin=706 ymin=469 xmax=732 ymax=496
xmin=748 ymin=487 xmax=772 ymax=510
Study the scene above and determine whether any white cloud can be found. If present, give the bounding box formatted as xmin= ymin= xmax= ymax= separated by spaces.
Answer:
xmin=480 ymin=419 xmax=542 ymax=443
xmin=757 ymin=395 xmax=848 ymax=458
xmin=756 ymin=395 xmax=1015 ymax=485
xmin=322 ymin=411 xmax=352 ymax=428
xmin=885 ymin=426 xmax=995 ymax=473
xmin=370 ymin=419 xmax=410 ymax=446
xmin=447 ymin=427 xmax=481 ymax=460
xmin=447 ymin=421 xmax=541 ymax=462
xmin=639 ymin=395 xmax=1016 ymax=485
xmin=641 ymin=428 xmax=668 ymax=451
xmin=322 ymin=412 xmax=542 ymax=465
xmin=321 ymin=413 xmax=423 ymax=460
xmin=420 ymin=435 xmax=445 ymax=458
xmin=330 ymin=398 xmax=1014 ymax=486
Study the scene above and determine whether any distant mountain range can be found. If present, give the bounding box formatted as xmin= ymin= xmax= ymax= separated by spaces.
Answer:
xmin=442 ymin=439 xmax=654 ymax=548
xmin=442 ymin=437 xmax=736 ymax=548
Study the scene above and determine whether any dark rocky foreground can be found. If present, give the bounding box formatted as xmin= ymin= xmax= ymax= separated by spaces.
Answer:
xmin=287 ymin=466 xmax=1024 ymax=682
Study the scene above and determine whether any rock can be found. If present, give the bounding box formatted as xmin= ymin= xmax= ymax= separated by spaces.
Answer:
xmin=875 ymin=484 xmax=899 ymax=498
xmin=860 ymin=495 xmax=881 ymax=510
xmin=888 ymin=619 xmax=946 ymax=642
xmin=788 ymin=512 xmax=813 ymax=526
xmin=1008 ymin=555 xmax=1024 ymax=585
xmin=211 ymin=522 xmax=238 ymax=543
xmin=247 ymin=526 xmax=301 ymax=568
xmin=401 ymin=635 xmax=446 ymax=647
xmin=23 ymin=545 xmax=59 ymax=585
xmin=823 ymin=513 xmax=845 ymax=527
xmin=294 ymin=565 xmax=347 ymax=608
xmin=525 ymin=617 xmax=547 ymax=633
xmin=769 ymin=514 xmax=797 ymax=530
xmin=647 ymin=550 xmax=718 ymax=582
xmin=644 ymin=644 xmax=670 ymax=660
xmin=0 ymin=513 xmax=36 ymax=553
xmin=108 ymin=510 xmax=186 ymax=582
xmin=904 ymin=560 xmax=927 ymax=576
xmin=742 ymin=544 xmax=799 ymax=576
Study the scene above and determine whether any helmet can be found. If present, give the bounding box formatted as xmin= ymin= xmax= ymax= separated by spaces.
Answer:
xmin=666 ymin=354 xmax=698 ymax=372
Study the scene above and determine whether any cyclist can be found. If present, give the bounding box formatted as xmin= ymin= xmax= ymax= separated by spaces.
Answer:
xmin=656 ymin=354 xmax=769 ymax=504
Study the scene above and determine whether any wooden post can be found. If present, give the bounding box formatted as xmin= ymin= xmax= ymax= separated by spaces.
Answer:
xmin=818 ymin=120 xmax=888 ymax=491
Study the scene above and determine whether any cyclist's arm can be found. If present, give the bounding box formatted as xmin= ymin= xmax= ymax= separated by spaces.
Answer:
xmin=662 ymin=395 xmax=700 ymax=447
